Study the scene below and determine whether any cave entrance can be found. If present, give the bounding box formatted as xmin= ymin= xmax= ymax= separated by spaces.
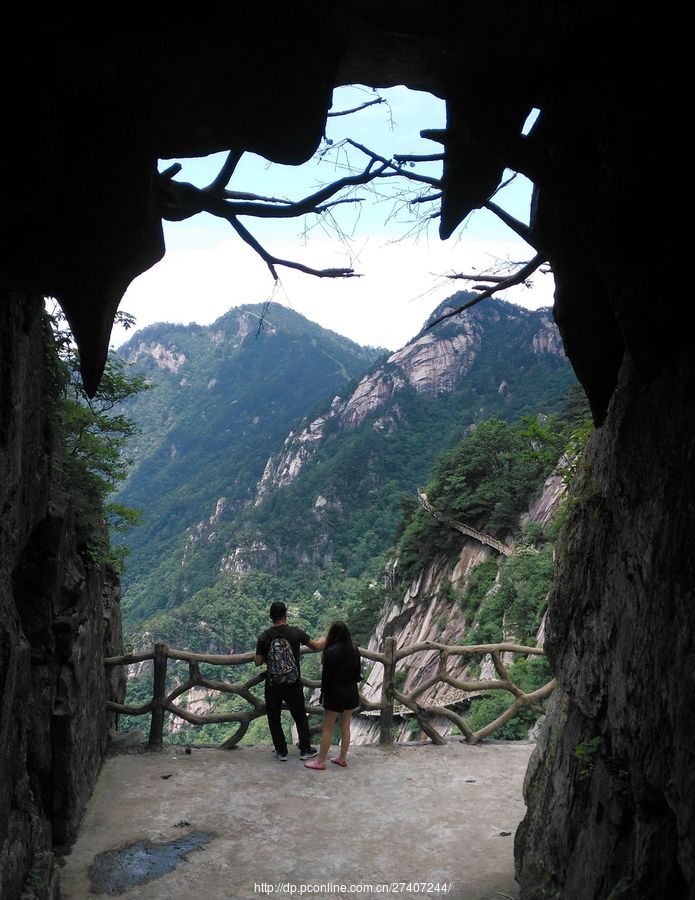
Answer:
xmin=103 ymin=83 xmax=565 ymax=756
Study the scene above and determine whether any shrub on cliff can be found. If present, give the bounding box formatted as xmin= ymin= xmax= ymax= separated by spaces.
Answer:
xmin=45 ymin=307 xmax=149 ymax=569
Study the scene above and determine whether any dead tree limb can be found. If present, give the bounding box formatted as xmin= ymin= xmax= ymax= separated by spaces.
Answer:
xmin=484 ymin=199 xmax=537 ymax=245
xmin=426 ymin=253 xmax=547 ymax=330
xmin=327 ymin=97 xmax=385 ymax=117
xmin=394 ymin=152 xmax=445 ymax=163
xmin=229 ymin=216 xmax=359 ymax=280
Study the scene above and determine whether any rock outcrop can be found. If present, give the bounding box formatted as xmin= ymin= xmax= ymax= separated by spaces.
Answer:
xmin=515 ymin=350 xmax=695 ymax=899
xmin=128 ymin=341 xmax=187 ymax=374
xmin=257 ymin=302 xmax=564 ymax=501
xmin=182 ymin=497 xmax=228 ymax=564
xmin=0 ymin=292 xmax=124 ymax=900
xmin=353 ymin=466 xmax=565 ymax=745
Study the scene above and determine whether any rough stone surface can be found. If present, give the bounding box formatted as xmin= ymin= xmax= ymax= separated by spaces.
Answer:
xmin=255 ymin=303 xmax=564 ymax=501
xmin=353 ymin=469 xmax=564 ymax=745
xmin=0 ymin=291 xmax=124 ymax=900
xmin=516 ymin=351 xmax=695 ymax=899
xmin=0 ymin=9 xmax=678 ymax=900
xmin=59 ymin=742 xmax=533 ymax=900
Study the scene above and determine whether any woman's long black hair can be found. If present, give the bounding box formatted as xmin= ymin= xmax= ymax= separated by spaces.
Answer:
xmin=322 ymin=620 xmax=359 ymax=674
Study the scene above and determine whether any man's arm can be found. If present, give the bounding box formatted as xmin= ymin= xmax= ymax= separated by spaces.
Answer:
xmin=307 ymin=636 xmax=326 ymax=651
xmin=254 ymin=653 xmax=264 ymax=666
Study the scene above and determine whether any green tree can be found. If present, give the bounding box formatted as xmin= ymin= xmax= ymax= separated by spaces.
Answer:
xmin=46 ymin=306 xmax=150 ymax=568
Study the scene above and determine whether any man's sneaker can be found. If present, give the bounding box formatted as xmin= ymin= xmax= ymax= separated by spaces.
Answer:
xmin=274 ymin=750 xmax=288 ymax=761
xmin=299 ymin=747 xmax=318 ymax=761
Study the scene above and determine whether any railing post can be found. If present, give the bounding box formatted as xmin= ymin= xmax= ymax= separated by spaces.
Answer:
xmin=379 ymin=636 xmax=396 ymax=746
xmin=148 ymin=641 xmax=169 ymax=748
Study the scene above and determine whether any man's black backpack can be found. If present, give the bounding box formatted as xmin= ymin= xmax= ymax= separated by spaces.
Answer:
xmin=266 ymin=635 xmax=299 ymax=685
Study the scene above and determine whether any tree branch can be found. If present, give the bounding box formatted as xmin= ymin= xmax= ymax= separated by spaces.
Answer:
xmin=427 ymin=253 xmax=547 ymax=330
xmin=205 ymin=149 xmax=244 ymax=194
xmin=327 ymin=97 xmax=385 ymax=117
xmin=393 ymin=152 xmax=445 ymax=163
xmin=229 ymin=215 xmax=359 ymax=280
xmin=157 ymin=157 xmax=387 ymax=280
xmin=484 ymin=200 xmax=537 ymax=246
xmin=409 ymin=191 xmax=442 ymax=205
xmin=222 ymin=190 xmax=293 ymax=204
xmin=159 ymin=162 xmax=182 ymax=179
xmin=159 ymin=158 xmax=387 ymax=223
xmin=344 ymin=139 xmax=441 ymax=188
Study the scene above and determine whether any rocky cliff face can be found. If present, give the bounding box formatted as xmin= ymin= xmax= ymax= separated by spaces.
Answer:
xmin=352 ymin=467 xmax=565 ymax=745
xmin=516 ymin=350 xmax=695 ymax=899
xmin=0 ymin=292 xmax=124 ymax=900
xmin=256 ymin=301 xmax=564 ymax=502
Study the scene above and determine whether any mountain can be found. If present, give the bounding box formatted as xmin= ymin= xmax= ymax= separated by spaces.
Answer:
xmin=204 ymin=296 xmax=573 ymax=581
xmin=115 ymin=294 xmax=576 ymax=636
xmin=113 ymin=302 xmax=384 ymax=620
xmin=352 ymin=460 xmax=569 ymax=746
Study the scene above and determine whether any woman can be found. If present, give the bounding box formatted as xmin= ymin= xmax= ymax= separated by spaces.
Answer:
xmin=305 ymin=621 xmax=362 ymax=770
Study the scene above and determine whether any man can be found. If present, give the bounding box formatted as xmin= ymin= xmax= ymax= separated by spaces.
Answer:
xmin=255 ymin=601 xmax=325 ymax=761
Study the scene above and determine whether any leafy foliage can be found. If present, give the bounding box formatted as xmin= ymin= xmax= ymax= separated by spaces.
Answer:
xmin=113 ymin=298 xmax=587 ymax=745
xmin=117 ymin=298 xmax=576 ymax=635
xmin=45 ymin=308 xmax=148 ymax=568
xmin=393 ymin=417 xmax=564 ymax=589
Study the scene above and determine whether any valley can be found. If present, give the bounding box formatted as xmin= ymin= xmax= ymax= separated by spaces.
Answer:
xmin=112 ymin=294 xmax=581 ymax=746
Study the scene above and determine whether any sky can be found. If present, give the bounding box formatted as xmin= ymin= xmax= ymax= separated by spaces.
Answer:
xmin=114 ymin=86 xmax=552 ymax=352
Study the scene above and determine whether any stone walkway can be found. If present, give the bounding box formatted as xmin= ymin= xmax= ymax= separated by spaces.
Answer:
xmin=59 ymin=740 xmax=534 ymax=900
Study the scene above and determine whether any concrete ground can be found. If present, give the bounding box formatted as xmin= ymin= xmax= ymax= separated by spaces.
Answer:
xmin=59 ymin=740 xmax=534 ymax=900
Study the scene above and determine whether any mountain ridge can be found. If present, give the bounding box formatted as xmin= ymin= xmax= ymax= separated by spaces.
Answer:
xmin=255 ymin=296 xmax=564 ymax=503
xmin=115 ymin=294 xmax=575 ymax=630
xmin=113 ymin=301 xmax=384 ymax=616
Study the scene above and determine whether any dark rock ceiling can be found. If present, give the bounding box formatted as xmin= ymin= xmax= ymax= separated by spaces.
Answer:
xmin=2 ymin=3 xmax=653 ymax=422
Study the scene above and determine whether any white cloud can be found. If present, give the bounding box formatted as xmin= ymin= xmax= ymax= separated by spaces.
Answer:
xmin=115 ymin=233 xmax=554 ymax=351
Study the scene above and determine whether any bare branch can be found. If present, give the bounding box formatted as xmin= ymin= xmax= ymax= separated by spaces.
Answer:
xmin=327 ymin=97 xmax=385 ymax=117
xmin=394 ymin=152 xmax=445 ymax=163
xmin=205 ymin=149 xmax=244 ymax=194
xmin=484 ymin=200 xmax=536 ymax=245
xmin=344 ymin=139 xmax=441 ymax=188
xmin=217 ymin=162 xmax=388 ymax=219
xmin=409 ymin=191 xmax=442 ymax=205
xmin=491 ymin=171 xmax=519 ymax=196
xmin=229 ymin=215 xmax=359 ymax=280
xmin=159 ymin=163 xmax=182 ymax=180
xmin=222 ymin=190 xmax=293 ymax=204
xmin=427 ymin=253 xmax=547 ymax=330
xmin=160 ymin=158 xmax=387 ymax=223
xmin=440 ymin=272 xmax=510 ymax=286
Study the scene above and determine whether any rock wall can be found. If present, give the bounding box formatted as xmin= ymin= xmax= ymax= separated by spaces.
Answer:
xmin=353 ymin=467 xmax=565 ymax=745
xmin=352 ymin=545 xmax=490 ymax=745
xmin=0 ymin=291 xmax=124 ymax=900
xmin=516 ymin=350 xmax=695 ymax=899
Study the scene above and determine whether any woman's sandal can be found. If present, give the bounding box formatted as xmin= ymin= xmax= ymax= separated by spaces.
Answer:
xmin=330 ymin=757 xmax=348 ymax=767
xmin=304 ymin=760 xmax=326 ymax=770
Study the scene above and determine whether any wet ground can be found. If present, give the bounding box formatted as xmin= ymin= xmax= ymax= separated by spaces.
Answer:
xmin=59 ymin=740 xmax=534 ymax=900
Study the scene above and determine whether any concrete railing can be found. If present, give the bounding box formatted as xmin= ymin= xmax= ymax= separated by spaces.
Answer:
xmin=105 ymin=638 xmax=556 ymax=749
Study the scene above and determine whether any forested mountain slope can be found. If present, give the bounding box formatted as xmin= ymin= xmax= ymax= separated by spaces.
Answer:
xmin=113 ymin=302 xmax=383 ymax=618
xmin=115 ymin=295 xmax=575 ymax=637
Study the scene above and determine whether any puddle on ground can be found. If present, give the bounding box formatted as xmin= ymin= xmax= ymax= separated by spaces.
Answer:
xmin=88 ymin=832 xmax=213 ymax=895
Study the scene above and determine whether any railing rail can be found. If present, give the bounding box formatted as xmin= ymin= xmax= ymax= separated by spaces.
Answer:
xmin=105 ymin=638 xmax=555 ymax=749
